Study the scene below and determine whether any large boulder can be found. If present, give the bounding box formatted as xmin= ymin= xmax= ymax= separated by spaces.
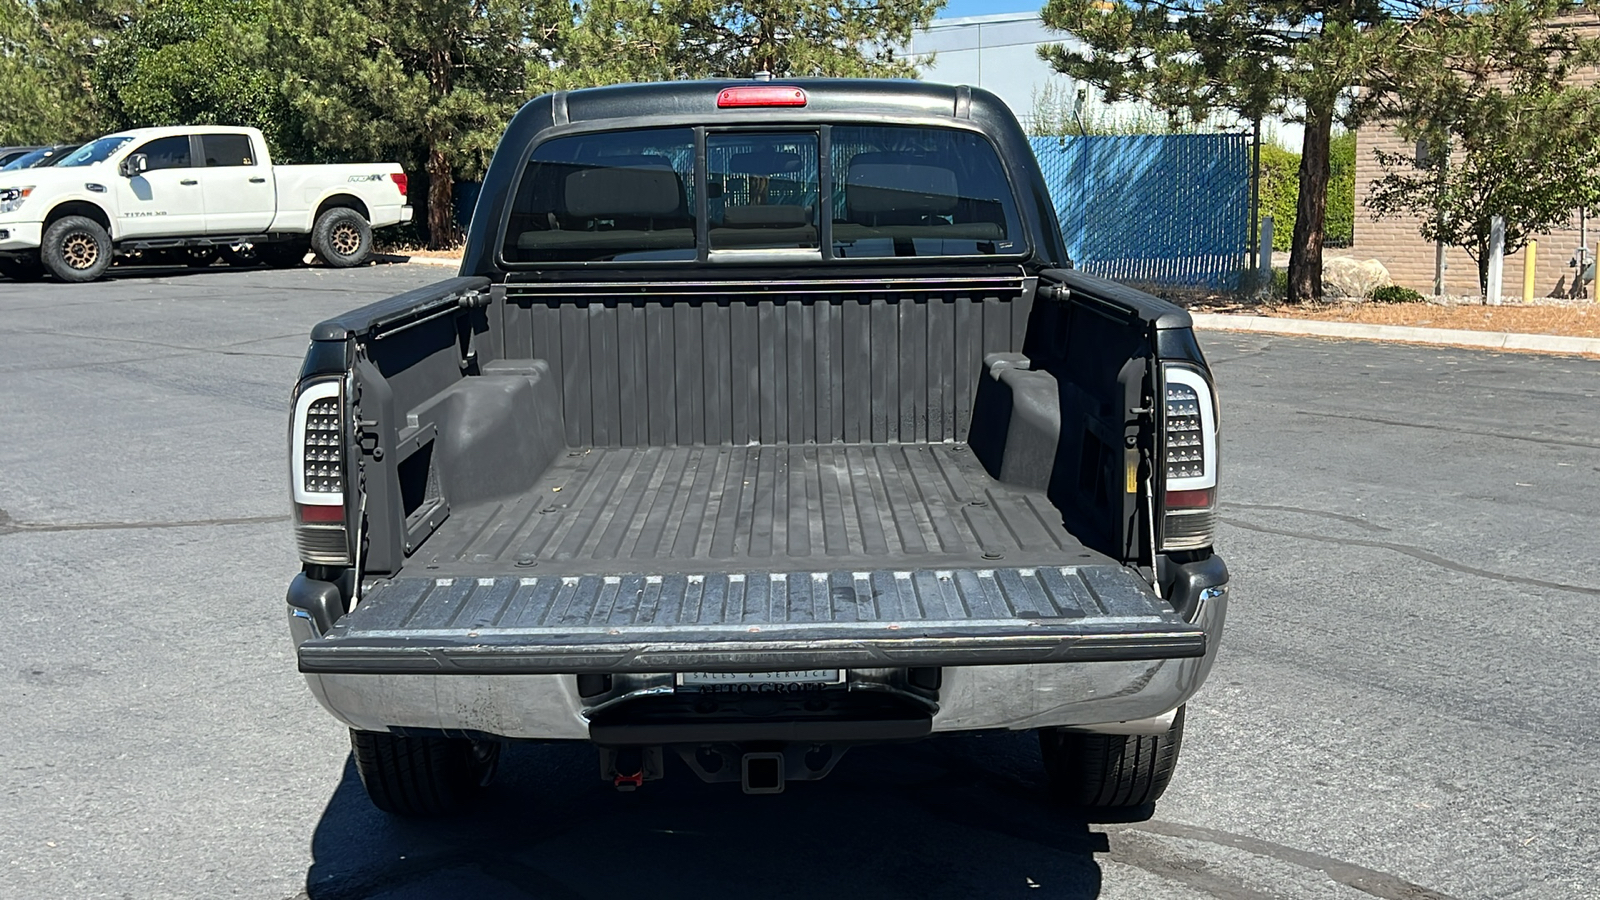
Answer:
xmin=1323 ymin=256 xmax=1393 ymax=300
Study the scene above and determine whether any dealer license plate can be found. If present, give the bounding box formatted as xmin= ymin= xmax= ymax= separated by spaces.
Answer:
xmin=676 ymin=669 xmax=842 ymax=691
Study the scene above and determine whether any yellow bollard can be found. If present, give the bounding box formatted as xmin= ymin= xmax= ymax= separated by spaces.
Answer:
xmin=1522 ymin=241 xmax=1536 ymax=303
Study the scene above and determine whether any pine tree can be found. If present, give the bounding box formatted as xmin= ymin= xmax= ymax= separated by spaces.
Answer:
xmin=1039 ymin=0 xmax=1388 ymax=303
xmin=271 ymin=0 xmax=554 ymax=248
xmin=0 ymin=0 xmax=127 ymax=144
xmin=555 ymin=0 xmax=944 ymax=84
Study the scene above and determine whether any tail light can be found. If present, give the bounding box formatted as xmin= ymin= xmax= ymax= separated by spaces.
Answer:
xmin=717 ymin=85 xmax=807 ymax=108
xmin=1160 ymin=365 xmax=1218 ymax=551
xmin=291 ymin=378 xmax=351 ymax=565
xmin=392 ymin=173 xmax=408 ymax=199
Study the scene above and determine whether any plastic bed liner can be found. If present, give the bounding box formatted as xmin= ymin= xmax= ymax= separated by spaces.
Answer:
xmin=297 ymin=443 xmax=1205 ymax=675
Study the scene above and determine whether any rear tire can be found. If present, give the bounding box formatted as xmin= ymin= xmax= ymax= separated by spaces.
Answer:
xmin=257 ymin=240 xmax=308 ymax=269
xmin=350 ymin=729 xmax=500 ymax=817
xmin=311 ymin=207 xmax=373 ymax=268
xmin=0 ymin=254 xmax=44 ymax=282
xmin=1039 ymin=706 xmax=1185 ymax=811
xmin=41 ymin=216 xmax=112 ymax=283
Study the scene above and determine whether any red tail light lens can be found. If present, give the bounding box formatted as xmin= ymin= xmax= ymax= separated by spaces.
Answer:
xmin=1165 ymin=488 xmax=1214 ymax=509
xmin=717 ymin=86 xmax=807 ymax=108
xmin=297 ymin=503 xmax=346 ymax=523
xmin=392 ymin=173 xmax=408 ymax=198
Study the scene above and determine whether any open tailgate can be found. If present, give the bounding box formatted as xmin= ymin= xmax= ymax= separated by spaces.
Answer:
xmin=297 ymin=564 xmax=1205 ymax=675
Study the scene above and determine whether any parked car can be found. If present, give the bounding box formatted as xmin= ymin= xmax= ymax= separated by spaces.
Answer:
xmin=283 ymin=79 xmax=1229 ymax=817
xmin=0 ymin=126 xmax=410 ymax=282
xmin=0 ymin=146 xmax=43 ymax=168
xmin=0 ymin=144 xmax=79 ymax=171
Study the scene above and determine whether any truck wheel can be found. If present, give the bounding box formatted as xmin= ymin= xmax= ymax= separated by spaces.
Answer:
xmin=349 ymin=729 xmax=500 ymax=817
xmin=311 ymin=208 xmax=374 ymax=268
xmin=257 ymin=240 xmax=309 ymax=269
xmin=1039 ymin=706 xmax=1185 ymax=811
xmin=41 ymin=216 xmax=112 ymax=283
xmin=0 ymin=254 xmax=44 ymax=282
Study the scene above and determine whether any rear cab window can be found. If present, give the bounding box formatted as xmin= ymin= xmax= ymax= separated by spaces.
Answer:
xmin=500 ymin=123 xmax=1025 ymax=266
xmin=708 ymin=132 xmax=820 ymax=253
xmin=503 ymin=128 xmax=696 ymax=263
xmin=830 ymin=126 xmax=1024 ymax=258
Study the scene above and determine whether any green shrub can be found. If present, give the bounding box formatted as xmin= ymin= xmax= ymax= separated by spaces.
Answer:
xmin=1270 ymin=266 xmax=1289 ymax=300
xmin=1255 ymin=131 xmax=1355 ymax=251
xmin=1326 ymin=132 xmax=1355 ymax=248
xmin=1369 ymin=284 xmax=1424 ymax=303
xmin=1259 ymin=144 xmax=1299 ymax=252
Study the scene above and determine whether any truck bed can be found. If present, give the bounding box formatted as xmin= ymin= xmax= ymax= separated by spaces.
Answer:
xmin=422 ymin=442 xmax=1104 ymax=575
xmin=297 ymin=441 xmax=1207 ymax=675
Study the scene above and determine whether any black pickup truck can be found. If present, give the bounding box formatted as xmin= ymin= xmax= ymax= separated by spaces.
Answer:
xmin=285 ymin=79 xmax=1228 ymax=815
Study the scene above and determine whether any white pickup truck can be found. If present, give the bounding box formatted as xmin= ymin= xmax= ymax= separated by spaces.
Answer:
xmin=0 ymin=125 xmax=411 ymax=282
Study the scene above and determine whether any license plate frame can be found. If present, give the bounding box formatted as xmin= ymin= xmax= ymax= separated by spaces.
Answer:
xmin=675 ymin=669 xmax=843 ymax=691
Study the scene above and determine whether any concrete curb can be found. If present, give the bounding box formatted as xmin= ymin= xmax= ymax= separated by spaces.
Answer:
xmin=1190 ymin=312 xmax=1600 ymax=357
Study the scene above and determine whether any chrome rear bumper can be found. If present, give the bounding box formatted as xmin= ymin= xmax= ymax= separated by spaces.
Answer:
xmin=289 ymin=584 xmax=1226 ymax=739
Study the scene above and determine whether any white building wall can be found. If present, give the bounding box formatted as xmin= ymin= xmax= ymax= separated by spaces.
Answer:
xmin=910 ymin=12 xmax=1304 ymax=150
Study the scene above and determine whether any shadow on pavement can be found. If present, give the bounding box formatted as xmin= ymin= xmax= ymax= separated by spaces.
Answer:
xmin=98 ymin=259 xmax=414 ymax=280
xmin=305 ymin=730 xmax=1107 ymax=900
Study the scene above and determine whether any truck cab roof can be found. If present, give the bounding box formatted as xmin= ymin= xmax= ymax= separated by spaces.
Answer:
xmin=460 ymin=78 xmax=1070 ymax=275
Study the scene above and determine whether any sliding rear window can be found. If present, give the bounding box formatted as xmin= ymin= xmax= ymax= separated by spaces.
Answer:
xmin=499 ymin=123 xmax=1025 ymax=264
xmin=708 ymin=132 xmax=820 ymax=252
xmin=502 ymin=127 xmax=696 ymax=263
xmin=830 ymin=126 xmax=1023 ymax=258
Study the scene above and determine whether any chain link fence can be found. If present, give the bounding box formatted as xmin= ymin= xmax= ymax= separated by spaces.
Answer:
xmin=1031 ymin=134 xmax=1249 ymax=291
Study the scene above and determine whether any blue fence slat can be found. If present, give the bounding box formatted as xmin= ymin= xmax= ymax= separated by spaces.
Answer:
xmin=1030 ymin=134 xmax=1248 ymax=291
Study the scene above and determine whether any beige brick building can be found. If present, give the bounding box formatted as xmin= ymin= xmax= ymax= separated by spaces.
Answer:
xmin=1351 ymin=123 xmax=1598 ymax=300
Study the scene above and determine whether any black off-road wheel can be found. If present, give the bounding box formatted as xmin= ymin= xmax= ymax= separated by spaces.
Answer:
xmin=0 ymin=253 xmax=44 ymax=282
xmin=41 ymin=216 xmax=112 ymax=283
xmin=350 ymin=729 xmax=501 ymax=817
xmin=1039 ymin=706 xmax=1185 ymax=812
xmin=257 ymin=240 xmax=309 ymax=269
xmin=311 ymin=207 xmax=374 ymax=268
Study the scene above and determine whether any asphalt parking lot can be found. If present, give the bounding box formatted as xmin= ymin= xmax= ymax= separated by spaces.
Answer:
xmin=1 ymin=263 xmax=1597 ymax=900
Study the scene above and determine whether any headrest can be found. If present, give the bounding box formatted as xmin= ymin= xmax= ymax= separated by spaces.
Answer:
xmin=846 ymin=156 xmax=959 ymax=215
xmin=728 ymin=150 xmax=804 ymax=177
xmin=722 ymin=205 xmax=811 ymax=228
xmin=565 ymin=155 xmax=682 ymax=218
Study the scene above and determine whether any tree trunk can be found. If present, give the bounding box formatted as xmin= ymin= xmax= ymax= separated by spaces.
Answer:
xmin=426 ymin=145 xmax=453 ymax=250
xmin=425 ymin=45 xmax=454 ymax=250
xmin=1287 ymin=101 xmax=1334 ymax=304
